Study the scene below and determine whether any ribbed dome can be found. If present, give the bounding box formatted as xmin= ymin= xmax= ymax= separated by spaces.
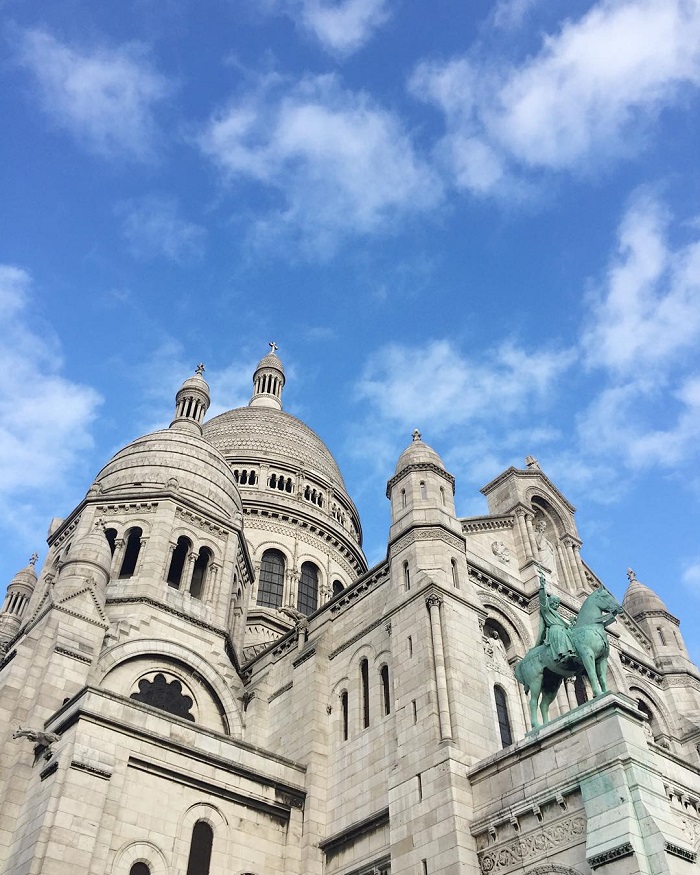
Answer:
xmin=395 ymin=431 xmax=446 ymax=475
xmin=8 ymin=560 xmax=38 ymax=589
xmin=93 ymin=429 xmax=242 ymax=520
xmin=255 ymin=352 xmax=285 ymax=375
xmin=204 ymin=407 xmax=346 ymax=490
xmin=623 ymin=570 xmax=669 ymax=618
xmin=64 ymin=523 xmax=112 ymax=575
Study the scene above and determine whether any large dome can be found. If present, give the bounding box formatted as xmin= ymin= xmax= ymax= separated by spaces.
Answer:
xmin=204 ymin=406 xmax=346 ymax=491
xmin=93 ymin=429 xmax=242 ymax=521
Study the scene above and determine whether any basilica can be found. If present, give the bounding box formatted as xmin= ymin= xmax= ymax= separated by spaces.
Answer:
xmin=0 ymin=348 xmax=699 ymax=875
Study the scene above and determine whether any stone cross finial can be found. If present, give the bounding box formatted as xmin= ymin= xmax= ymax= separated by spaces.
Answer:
xmin=269 ymin=341 xmax=278 ymax=354
xmin=94 ymin=517 xmax=106 ymax=532
xmin=525 ymin=455 xmax=540 ymax=469
xmin=412 ymin=429 xmax=421 ymax=442
xmin=627 ymin=567 xmax=636 ymax=582
xmin=195 ymin=363 xmax=205 ymax=376
xmin=29 ymin=553 xmax=38 ymax=566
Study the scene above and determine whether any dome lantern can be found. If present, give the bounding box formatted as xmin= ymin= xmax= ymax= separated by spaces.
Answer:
xmin=170 ymin=364 xmax=210 ymax=435
xmin=250 ymin=342 xmax=285 ymax=411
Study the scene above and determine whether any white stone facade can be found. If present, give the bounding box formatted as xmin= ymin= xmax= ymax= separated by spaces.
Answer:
xmin=0 ymin=352 xmax=699 ymax=875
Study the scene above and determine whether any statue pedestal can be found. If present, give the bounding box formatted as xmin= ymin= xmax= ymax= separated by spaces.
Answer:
xmin=468 ymin=693 xmax=696 ymax=875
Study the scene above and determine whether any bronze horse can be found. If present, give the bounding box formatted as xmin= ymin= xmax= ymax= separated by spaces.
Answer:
xmin=515 ymin=586 xmax=622 ymax=729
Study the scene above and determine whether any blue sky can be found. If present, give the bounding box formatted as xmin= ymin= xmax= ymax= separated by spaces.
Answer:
xmin=1 ymin=0 xmax=700 ymax=662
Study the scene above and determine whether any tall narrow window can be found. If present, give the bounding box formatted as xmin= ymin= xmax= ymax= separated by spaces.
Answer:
xmin=360 ymin=658 xmax=370 ymax=728
xmin=451 ymin=558 xmax=459 ymax=588
xmin=190 ymin=548 xmax=212 ymax=599
xmin=332 ymin=580 xmax=344 ymax=597
xmin=167 ymin=536 xmax=192 ymax=589
xmin=257 ymin=549 xmax=285 ymax=609
xmin=440 ymin=487 xmax=445 ymax=505
xmin=403 ymin=561 xmax=410 ymax=591
xmin=186 ymin=820 xmax=213 ymax=875
xmin=105 ymin=528 xmax=117 ymax=556
xmin=657 ymin=627 xmax=666 ymax=645
xmin=341 ymin=690 xmax=349 ymax=741
xmin=119 ymin=527 xmax=143 ymax=578
xmin=574 ymin=674 xmax=588 ymax=705
xmin=420 ymin=481 xmax=427 ymax=500
xmin=297 ymin=562 xmax=319 ymax=615
xmin=380 ymin=665 xmax=391 ymax=716
xmin=401 ymin=488 xmax=407 ymax=508
xmin=129 ymin=864 xmax=151 ymax=875
xmin=494 ymin=685 xmax=512 ymax=747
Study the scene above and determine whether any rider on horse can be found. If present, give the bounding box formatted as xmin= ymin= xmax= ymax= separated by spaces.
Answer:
xmin=535 ymin=570 xmax=576 ymax=663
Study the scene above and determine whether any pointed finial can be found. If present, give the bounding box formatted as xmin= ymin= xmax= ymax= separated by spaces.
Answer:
xmin=29 ymin=553 xmax=38 ymax=567
xmin=525 ymin=455 xmax=540 ymax=470
xmin=269 ymin=341 xmax=278 ymax=354
xmin=195 ymin=363 xmax=205 ymax=376
xmin=627 ymin=567 xmax=636 ymax=583
xmin=412 ymin=429 xmax=422 ymax=442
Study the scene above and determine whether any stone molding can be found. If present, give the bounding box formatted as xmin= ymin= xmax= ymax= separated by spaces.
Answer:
xmin=175 ymin=506 xmax=230 ymax=537
xmin=329 ymin=565 xmax=390 ymax=617
xmin=469 ymin=565 xmax=529 ymax=607
xmin=665 ymin=841 xmax=697 ymax=862
xmin=389 ymin=524 xmax=465 ymax=557
xmin=268 ymin=682 xmax=293 ymax=703
xmin=462 ymin=515 xmax=514 ymax=534
xmin=385 ymin=463 xmax=455 ymax=497
xmin=619 ymin=651 xmax=662 ymax=684
xmin=318 ymin=806 xmax=390 ymax=856
xmin=478 ymin=814 xmax=586 ymax=873
xmin=55 ymin=645 xmax=92 ymax=665
xmin=587 ymin=842 xmax=633 ymax=869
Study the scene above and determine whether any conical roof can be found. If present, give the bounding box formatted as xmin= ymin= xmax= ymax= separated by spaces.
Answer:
xmin=395 ymin=430 xmax=446 ymax=475
xmin=622 ymin=568 xmax=669 ymax=617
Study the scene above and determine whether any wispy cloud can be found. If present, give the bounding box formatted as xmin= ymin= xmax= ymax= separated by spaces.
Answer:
xmin=199 ymin=73 xmax=442 ymax=256
xmin=268 ymin=0 xmax=391 ymax=56
xmin=0 ymin=265 xmax=101 ymax=539
xmin=411 ymin=0 xmax=700 ymax=192
xmin=16 ymin=28 xmax=171 ymax=160
xmin=117 ymin=196 xmax=206 ymax=262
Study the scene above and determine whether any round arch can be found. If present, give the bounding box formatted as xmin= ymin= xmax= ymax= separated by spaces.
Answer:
xmin=97 ymin=638 xmax=243 ymax=737
xmin=111 ymin=840 xmax=169 ymax=875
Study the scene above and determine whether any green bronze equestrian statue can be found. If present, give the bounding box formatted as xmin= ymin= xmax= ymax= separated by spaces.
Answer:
xmin=515 ymin=570 xmax=623 ymax=730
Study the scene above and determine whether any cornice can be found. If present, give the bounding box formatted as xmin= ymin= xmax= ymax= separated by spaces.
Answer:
xmin=386 ymin=462 xmax=455 ymax=497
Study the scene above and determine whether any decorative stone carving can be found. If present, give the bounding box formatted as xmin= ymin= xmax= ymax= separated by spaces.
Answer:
xmin=491 ymin=541 xmax=511 ymax=564
xmin=478 ymin=815 xmax=586 ymax=872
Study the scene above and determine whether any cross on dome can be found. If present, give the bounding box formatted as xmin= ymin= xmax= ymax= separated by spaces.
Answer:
xmin=195 ymin=363 xmax=205 ymax=376
xmin=269 ymin=341 xmax=278 ymax=354
xmin=412 ymin=429 xmax=422 ymax=442
xmin=29 ymin=553 xmax=38 ymax=566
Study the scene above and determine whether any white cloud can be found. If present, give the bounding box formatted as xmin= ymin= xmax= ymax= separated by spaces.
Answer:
xmin=268 ymin=0 xmax=391 ymax=56
xmin=682 ymin=559 xmax=700 ymax=595
xmin=411 ymin=0 xmax=700 ymax=191
xmin=117 ymin=196 xmax=206 ymax=262
xmin=200 ymin=74 xmax=442 ymax=255
xmin=355 ymin=339 xmax=573 ymax=432
xmin=0 ymin=266 xmax=102 ymax=498
xmin=582 ymin=192 xmax=700 ymax=375
xmin=17 ymin=28 xmax=170 ymax=160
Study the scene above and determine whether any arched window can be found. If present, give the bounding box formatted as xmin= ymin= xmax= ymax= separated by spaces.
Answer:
xmin=657 ymin=627 xmax=666 ymax=645
xmin=360 ymin=658 xmax=370 ymax=729
xmin=119 ymin=527 xmax=143 ymax=578
xmin=129 ymin=864 xmax=151 ymax=875
xmin=494 ymin=685 xmax=513 ymax=747
xmin=440 ymin=487 xmax=445 ymax=505
xmin=190 ymin=548 xmax=212 ymax=599
xmin=451 ymin=558 xmax=459 ymax=589
xmin=380 ymin=665 xmax=391 ymax=716
xmin=297 ymin=562 xmax=319 ymax=615
xmin=420 ymin=481 xmax=427 ymax=500
xmin=341 ymin=690 xmax=349 ymax=741
xmin=401 ymin=488 xmax=407 ymax=508
xmin=186 ymin=820 xmax=213 ymax=875
xmin=403 ymin=561 xmax=410 ymax=591
xmin=167 ymin=536 xmax=192 ymax=589
xmin=332 ymin=580 xmax=344 ymax=597
xmin=105 ymin=528 xmax=117 ymax=556
xmin=257 ymin=549 xmax=285 ymax=609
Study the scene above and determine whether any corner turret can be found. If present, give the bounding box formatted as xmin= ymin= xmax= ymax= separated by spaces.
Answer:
xmin=0 ymin=555 xmax=38 ymax=650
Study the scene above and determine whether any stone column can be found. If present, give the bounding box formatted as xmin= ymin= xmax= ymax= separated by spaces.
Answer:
xmin=426 ymin=595 xmax=453 ymax=741
xmin=556 ymin=542 xmax=574 ymax=591
xmin=184 ymin=551 xmax=197 ymax=593
xmin=523 ymin=513 xmax=539 ymax=559
xmin=564 ymin=677 xmax=576 ymax=711
xmin=571 ymin=543 xmax=588 ymax=591
xmin=514 ymin=510 xmax=532 ymax=563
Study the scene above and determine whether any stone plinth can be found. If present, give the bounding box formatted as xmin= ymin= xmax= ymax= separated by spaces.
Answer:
xmin=468 ymin=693 xmax=697 ymax=875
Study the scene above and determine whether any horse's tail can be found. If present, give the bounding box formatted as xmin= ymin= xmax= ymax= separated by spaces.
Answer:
xmin=514 ymin=658 xmax=529 ymax=694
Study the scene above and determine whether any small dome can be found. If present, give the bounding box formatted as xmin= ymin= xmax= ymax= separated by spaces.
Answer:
xmin=65 ymin=522 xmax=113 ymax=575
xmin=395 ymin=430 xmax=446 ymax=475
xmin=255 ymin=351 xmax=285 ymax=376
xmin=622 ymin=568 xmax=669 ymax=618
xmin=8 ymin=557 xmax=38 ymax=589
xmin=179 ymin=370 xmax=209 ymax=394
xmin=93 ymin=429 xmax=242 ymax=520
